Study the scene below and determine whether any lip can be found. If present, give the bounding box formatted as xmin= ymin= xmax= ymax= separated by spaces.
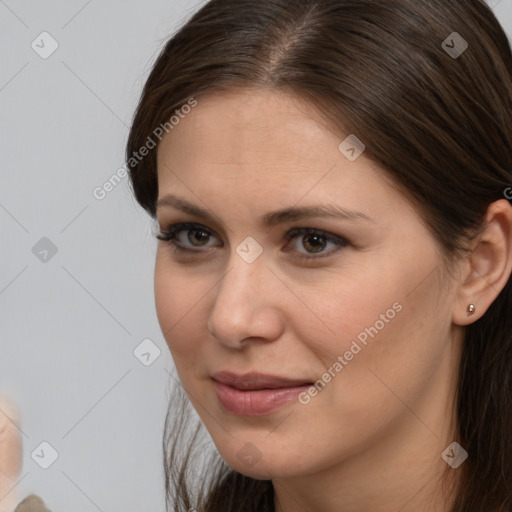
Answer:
xmin=211 ymin=371 xmax=313 ymax=416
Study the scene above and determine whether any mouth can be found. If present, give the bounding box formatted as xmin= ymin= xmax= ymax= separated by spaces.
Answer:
xmin=211 ymin=371 xmax=314 ymax=390
xmin=211 ymin=371 xmax=314 ymax=416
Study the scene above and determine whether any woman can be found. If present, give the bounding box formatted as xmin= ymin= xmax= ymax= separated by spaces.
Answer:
xmin=126 ymin=0 xmax=512 ymax=510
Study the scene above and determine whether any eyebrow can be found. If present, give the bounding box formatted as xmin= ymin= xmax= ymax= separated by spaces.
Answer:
xmin=156 ymin=194 xmax=373 ymax=227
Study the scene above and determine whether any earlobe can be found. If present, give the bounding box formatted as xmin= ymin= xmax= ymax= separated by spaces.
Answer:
xmin=453 ymin=199 xmax=512 ymax=326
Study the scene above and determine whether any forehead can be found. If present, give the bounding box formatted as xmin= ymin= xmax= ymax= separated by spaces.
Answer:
xmin=154 ymin=87 xmax=405 ymax=224
xmin=157 ymin=88 xmax=335 ymax=168
xmin=157 ymin=88 xmax=361 ymax=185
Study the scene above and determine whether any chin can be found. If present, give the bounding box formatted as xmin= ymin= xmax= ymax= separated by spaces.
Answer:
xmin=217 ymin=444 xmax=314 ymax=480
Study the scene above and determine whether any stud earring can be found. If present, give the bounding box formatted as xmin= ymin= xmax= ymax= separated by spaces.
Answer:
xmin=467 ymin=304 xmax=476 ymax=316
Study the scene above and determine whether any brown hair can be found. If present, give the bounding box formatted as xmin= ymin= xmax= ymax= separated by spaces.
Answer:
xmin=126 ymin=1 xmax=512 ymax=510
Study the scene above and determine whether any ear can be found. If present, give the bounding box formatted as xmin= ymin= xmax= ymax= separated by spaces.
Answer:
xmin=453 ymin=199 xmax=512 ymax=325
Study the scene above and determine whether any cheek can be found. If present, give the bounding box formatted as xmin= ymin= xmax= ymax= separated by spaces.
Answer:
xmin=294 ymin=261 xmax=409 ymax=367
xmin=314 ymin=271 xmax=454 ymax=428
xmin=303 ymin=250 xmax=451 ymax=402
xmin=154 ymin=254 xmax=206 ymax=364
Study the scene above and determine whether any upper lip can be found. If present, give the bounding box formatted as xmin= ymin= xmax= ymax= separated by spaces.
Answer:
xmin=212 ymin=371 xmax=313 ymax=390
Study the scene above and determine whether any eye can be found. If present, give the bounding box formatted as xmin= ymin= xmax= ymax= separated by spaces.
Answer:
xmin=284 ymin=227 xmax=348 ymax=259
xmin=156 ymin=223 xmax=349 ymax=259
xmin=156 ymin=222 xmax=220 ymax=252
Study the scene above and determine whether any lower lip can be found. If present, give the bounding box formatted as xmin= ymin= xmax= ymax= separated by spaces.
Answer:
xmin=213 ymin=380 xmax=312 ymax=416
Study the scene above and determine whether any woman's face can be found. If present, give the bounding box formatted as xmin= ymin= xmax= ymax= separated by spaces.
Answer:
xmin=154 ymin=88 xmax=462 ymax=479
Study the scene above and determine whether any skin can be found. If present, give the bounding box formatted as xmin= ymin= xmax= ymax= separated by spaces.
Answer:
xmin=154 ymin=88 xmax=512 ymax=512
xmin=0 ymin=397 xmax=21 ymax=512
xmin=0 ymin=401 xmax=48 ymax=512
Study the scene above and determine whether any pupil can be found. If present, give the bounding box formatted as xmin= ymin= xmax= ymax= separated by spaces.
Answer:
xmin=304 ymin=234 xmax=325 ymax=253
xmin=190 ymin=230 xmax=209 ymax=245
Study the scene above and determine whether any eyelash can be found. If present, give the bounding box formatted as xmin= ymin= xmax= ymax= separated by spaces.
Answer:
xmin=156 ymin=222 xmax=349 ymax=261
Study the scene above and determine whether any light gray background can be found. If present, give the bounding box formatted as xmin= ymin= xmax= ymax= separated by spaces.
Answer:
xmin=1 ymin=1 xmax=511 ymax=511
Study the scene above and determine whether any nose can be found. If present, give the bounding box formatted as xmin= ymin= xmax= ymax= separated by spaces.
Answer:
xmin=207 ymin=253 xmax=285 ymax=349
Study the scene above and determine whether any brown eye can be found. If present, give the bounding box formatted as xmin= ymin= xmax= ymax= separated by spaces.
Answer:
xmin=301 ymin=234 xmax=328 ymax=253
xmin=156 ymin=222 xmax=220 ymax=252
xmin=285 ymin=227 xmax=349 ymax=259
xmin=187 ymin=229 xmax=211 ymax=246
